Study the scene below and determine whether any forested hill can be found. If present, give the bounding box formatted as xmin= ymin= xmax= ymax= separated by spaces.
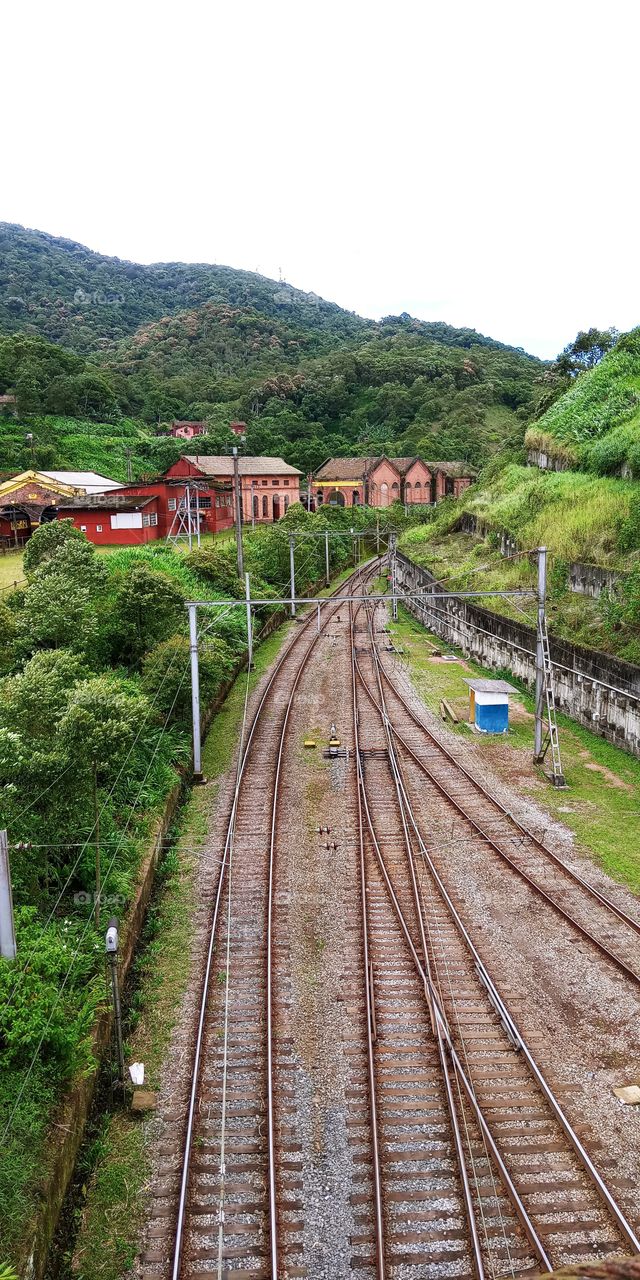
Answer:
xmin=0 ymin=222 xmax=546 ymax=473
xmin=0 ymin=222 xmax=372 ymax=353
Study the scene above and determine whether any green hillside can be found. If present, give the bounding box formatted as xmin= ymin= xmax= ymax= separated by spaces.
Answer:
xmin=0 ymin=225 xmax=545 ymax=474
xmin=525 ymin=328 xmax=640 ymax=476
xmin=400 ymin=461 xmax=640 ymax=662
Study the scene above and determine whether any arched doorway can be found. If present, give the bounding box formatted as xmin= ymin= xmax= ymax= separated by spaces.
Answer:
xmin=0 ymin=506 xmax=32 ymax=547
xmin=380 ymin=482 xmax=389 ymax=507
xmin=391 ymin=482 xmax=400 ymax=503
xmin=404 ymin=482 xmax=412 ymax=504
xmin=352 ymin=490 xmax=360 ymax=505
xmin=272 ymin=494 xmax=281 ymax=520
xmin=326 ymin=488 xmax=345 ymax=507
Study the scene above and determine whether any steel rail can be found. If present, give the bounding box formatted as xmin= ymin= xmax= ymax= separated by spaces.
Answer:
xmin=358 ymin=592 xmax=640 ymax=1258
xmin=352 ymin=647 xmax=552 ymax=1269
xmin=352 ymin=592 xmax=488 ymax=1280
xmin=348 ymin=596 xmax=387 ymax=1280
xmin=376 ymin=658 xmax=640 ymax=938
xmin=356 ymin=661 xmax=640 ymax=988
xmin=170 ymin=565 xmax=373 ymax=1279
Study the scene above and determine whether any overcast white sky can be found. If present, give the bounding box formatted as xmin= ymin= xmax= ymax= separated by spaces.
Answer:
xmin=3 ymin=1 xmax=638 ymax=358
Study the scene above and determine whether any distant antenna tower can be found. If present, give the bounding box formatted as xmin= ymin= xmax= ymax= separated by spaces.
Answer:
xmin=278 ymin=266 xmax=284 ymax=282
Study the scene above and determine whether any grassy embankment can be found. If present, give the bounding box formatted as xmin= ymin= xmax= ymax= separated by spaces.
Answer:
xmin=399 ymin=464 xmax=640 ymax=662
xmin=525 ymin=328 xmax=640 ymax=477
xmin=388 ymin=605 xmax=640 ymax=891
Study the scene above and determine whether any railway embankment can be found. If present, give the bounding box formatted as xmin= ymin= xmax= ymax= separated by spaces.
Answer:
xmin=395 ymin=549 xmax=640 ymax=758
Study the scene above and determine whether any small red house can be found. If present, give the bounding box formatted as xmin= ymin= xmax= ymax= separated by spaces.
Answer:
xmin=170 ymin=421 xmax=208 ymax=440
xmin=55 ymin=494 xmax=162 ymax=544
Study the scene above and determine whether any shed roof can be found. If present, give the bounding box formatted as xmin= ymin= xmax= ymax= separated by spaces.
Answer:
xmin=390 ymin=456 xmax=421 ymax=475
xmin=42 ymin=470 xmax=120 ymax=492
xmin=464 ymin=678 xmax=519 ymax=695
xmin=185 ymin=455 xmax=301 ymax=477
xmin=56 ymin=494 xmax=156 ymax=511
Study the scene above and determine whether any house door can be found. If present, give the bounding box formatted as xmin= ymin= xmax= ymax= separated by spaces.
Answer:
xmin=272 ymin=494 xmax=281 ymax=520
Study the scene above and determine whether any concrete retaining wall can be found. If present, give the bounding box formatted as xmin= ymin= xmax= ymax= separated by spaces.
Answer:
xmin=396 ymin=551 xmax=640 ymax=757
xmin=568 ymin=561 xmax=623 ymax=599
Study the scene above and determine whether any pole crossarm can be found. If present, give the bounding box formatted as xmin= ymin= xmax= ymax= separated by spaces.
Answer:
xmin=186 ymin=589 xmax=537 ymax=609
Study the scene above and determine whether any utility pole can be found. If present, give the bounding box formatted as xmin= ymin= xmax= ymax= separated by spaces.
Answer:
xmin=194 ymin=486 xmax=201 ymax=549
xmin=289 ymin=535 xmax=296 ymax=617
xmin=106 ymin=919 xmax=126 ymax=1091
xmin=188 ymin=604 xmax=202 ymax=780
xmin=124 ymin=447 xmax=133 ymax=483
xmin=245 ymin=572 xmax=253 ymax=668
xmin=233 ymin=448 xmax=244 ymax=579
xmin=324 ymin=528 xmax=330 ymax=585
xmin=376 ymin=515 xmax=380 ymax=556
xmin=534 ymin=546 xmax=546 ymax=762
xmin=0 ymin=830 xmax=16 ymax=961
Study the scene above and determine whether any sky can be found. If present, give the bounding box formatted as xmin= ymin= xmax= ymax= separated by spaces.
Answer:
xmin=3 ymin=0 xmax=639 ymax=359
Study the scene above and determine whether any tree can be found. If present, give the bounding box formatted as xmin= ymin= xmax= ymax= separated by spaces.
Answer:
xmin=19 ymin=539 xmax=108 ymax=656
xmin=558 ymin=328 xmax=618 ymax=375
xmin=23 ymin=518 xmax=90 ymax=577
xmin=110 ymin=564 xmax=186 ymax=665
xmin=58 ymin=676 xmax=148 ymax=926
xmin=142 ymin=633 xmax=236 ymax=719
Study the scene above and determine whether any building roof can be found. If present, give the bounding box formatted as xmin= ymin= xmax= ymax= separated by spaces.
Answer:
xmin=185 ymin=455 xmax=301 ymax=477
xmin=464 ymin=678 xmax=519 ymax=695
xmin=423 ymin=460 xmax=478 ymax=478
xmin=172 ymin=420 xmax=207 ymax=428
xmin=314 ymin=456 xmax=383 ymax=481
xmin=41 ymin=470 xmax=120 ymax=493
xmin=56 ymin=494 xmax=156 ymax=512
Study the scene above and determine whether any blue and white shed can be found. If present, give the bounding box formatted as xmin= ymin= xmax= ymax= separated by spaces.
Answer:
xmin=464 ymin=678 xmax=518 ymax=734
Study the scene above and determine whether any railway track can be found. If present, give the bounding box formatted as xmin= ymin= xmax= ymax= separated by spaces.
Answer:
xmin=164 ymin=567 xmax=373 ymax=1280
xmin=367 ymin=578 xmax=640 ymax=988
xmin=348 ymin=576 xmax=640 ymax=1277
xmin=146 ymin=553 xmax=640 ymax=1280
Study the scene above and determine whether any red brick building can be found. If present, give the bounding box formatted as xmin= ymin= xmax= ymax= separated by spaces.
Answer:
xmin=165 ymin=455 xmax=301 ymax=523
xmin=312 ymin=455 xmax=476 ymax=508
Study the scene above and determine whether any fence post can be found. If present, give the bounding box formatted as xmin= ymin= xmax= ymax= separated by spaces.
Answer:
xmin=245 ymin=572 xmax=253 ymax=668
xmin=534 ymin=546 xmax=547 ymax=761
xmin=0 ymin=829 xmax=16 ymax=961
xmin=289 ymin=536 xmax=296 ymax=616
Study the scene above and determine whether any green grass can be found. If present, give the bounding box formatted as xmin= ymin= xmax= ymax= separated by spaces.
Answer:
xmin=389 ymin=605 xmax=640 ymax=893
xmin=0 ymin=550 xmax=25 ymax=591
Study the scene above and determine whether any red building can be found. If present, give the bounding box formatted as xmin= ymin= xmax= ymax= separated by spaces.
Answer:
xmin=55 ymin=494 xmax=163 ymax=544
xmin=312 ymin=455 xmax=476 ymax=508
xmin=170 ymin=421 xmax=208 ymax=440
xmin=165 ymin=455 xmax=301 ymax=523
xmin=54 ymin=476 xmax=234 ymax=545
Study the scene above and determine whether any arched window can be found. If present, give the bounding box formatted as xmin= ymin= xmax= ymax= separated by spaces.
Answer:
xmin=273 ymin=494 xmax=281 ymax=520
xmin=283 ymin=495 xmax=289 ymax=511
xmin=405 ymin=482 xmax=412 ymax=503
xmin=316 ymin=489 xmax=323 ymax=504
xmin=352 ymin=490 xmax=360 ymax=505
xmin=262 ymin=494 xmax=268 ymax=517
xmin=391 ymin=481 xmax=399 ymax=496
xmin=253 ymin=494 xmax=259 ymax=518
xmin=380 ymin=482 xmax=389 ymax=506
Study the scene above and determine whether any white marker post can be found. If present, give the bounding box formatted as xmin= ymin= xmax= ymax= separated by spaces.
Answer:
xmin=289 ymin=536 xmax=296 ymax=617
xmin=245 ymin=572 xmax=253 ymax=668
xmin=324 ymin=528 xmax=330 ymax=585
xmin=534 ymin=545 xmax=547 ymax=762
xmin=188 ymin=604 xmax=202 ymax=779
xmin=0 ymin=830 xmax=16 ymax=961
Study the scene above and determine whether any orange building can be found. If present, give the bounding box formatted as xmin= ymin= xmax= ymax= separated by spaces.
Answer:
xmin=312 ymin=455 xmax=475 ymax=509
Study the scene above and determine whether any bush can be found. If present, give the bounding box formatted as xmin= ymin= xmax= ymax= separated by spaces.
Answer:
xmin=142 ymin=634 xmax=236 ymax=720
xmin=22 ymin=518 xmax=89 ymax=577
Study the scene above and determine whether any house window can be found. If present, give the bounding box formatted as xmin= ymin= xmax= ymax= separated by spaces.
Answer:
xmin=215 ymin=496 xmax=220 ymax=507
xmin=142 ymin=512 xmax=158 ymax=528
xmin=284 ymin=495 xmax=289 ymax=511
xmin=80 ymin=524 xmax=87 ymax=532
xmin=96 ymin=524 xmax=103 ymax=532
xmin=262 ymin=494 xmax=268 ymax=517
xmin=283 ymin=478 xmax=289 ymax=486
xmin=262 ymin=479 xmax=268 ymax=486
xmin=272 ymin=479 xmax=278 ymax=486
xmin=168 ymin=498 xmax=177 ymax=511
xmin=198 ymin=497 xmax=211 ymax=509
